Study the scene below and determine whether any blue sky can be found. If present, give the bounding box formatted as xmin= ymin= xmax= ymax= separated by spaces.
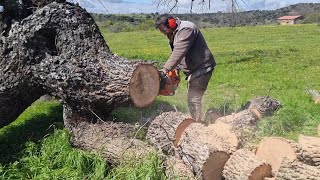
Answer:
xmin=69 ymin=0 xmax=320 ymax=14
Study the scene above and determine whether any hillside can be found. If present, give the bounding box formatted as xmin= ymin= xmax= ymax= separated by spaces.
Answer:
xmin=91 ymin=3 xmax=320 ymax=30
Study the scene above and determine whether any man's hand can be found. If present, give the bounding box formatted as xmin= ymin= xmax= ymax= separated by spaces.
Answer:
xmin=162 ymin=68 xmax=169 ymax=74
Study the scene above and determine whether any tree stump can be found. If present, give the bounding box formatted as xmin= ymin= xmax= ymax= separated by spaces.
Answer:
xmin=0 ymin=2 xmax=159 ymax=127
xmin=146 ymin=111 xmax=195 ymax=154
xmin=255 ymin=137 xmax=302 ymax=175
xmin=223 ymin=149 xmax=272 ymax=180
xmin=275 ymin=158 xmax=320 ymax=180
xmin=178 ymin=123 xmax=239 ymax=180
xmin=298 ymin=135 xmax=320 ymax=166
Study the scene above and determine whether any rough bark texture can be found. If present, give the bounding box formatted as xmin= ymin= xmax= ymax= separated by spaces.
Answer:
xmin=307 ymin=89 xmax=320 ymax=104
xmin=63 ymin=105 xmax=154 ymax=164
xmin=275 ymin=158 xmax=320 ymax=180
xmin=255 ymin=137 xmax=302 ymax=175
xmin=214 ymin=97 xmax=281 ymax=145
xmin=205 ymin=96 xmax=281 ymax=125
xmin=146 ymin=111 xmax=195 ymax=154
xmin=298 ymin=135 xmax=320 ymax=166
xmin=243 ymin=96 xmax=281 ymax=117
xmin=0 ymin=2 xmax=159 ymax=127
xmin=165 ymin=155 xmax=196 ymax=180
xmin=223 ymin=149 xmax=272 ymax=180
xmin=178 ymin=123 xmax=239 ymax=179
xmin=1 ymin=0 xmax=68 ymax=36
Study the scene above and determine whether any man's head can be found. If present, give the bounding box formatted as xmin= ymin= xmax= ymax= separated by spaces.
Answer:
xmin=155 ymin=14 xmax=177 ymax=38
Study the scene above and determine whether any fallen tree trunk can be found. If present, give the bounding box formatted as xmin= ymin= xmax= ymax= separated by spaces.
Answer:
xmin=0 ymin=2 xmax=159 ymax=127
xmin=255 ymin=137 xmax=302 ymax=175
xmin=178 ymin=123 xmax=239 ymax=180
xmin=0 ymin=0 xmax=66 ymax=35
xmin=63 ymin=105 xmax=155 ymax=164
xmin=298 ymin=135 xmax=320 ymax=166
xmin=223 ymin=149 xmax=272 ymax=180
xmin=275 ymin=158 xmax=320 ymax=180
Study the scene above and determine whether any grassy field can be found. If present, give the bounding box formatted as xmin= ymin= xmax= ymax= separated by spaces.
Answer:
xmin=1 ymin=24 xmax=320 ymax=178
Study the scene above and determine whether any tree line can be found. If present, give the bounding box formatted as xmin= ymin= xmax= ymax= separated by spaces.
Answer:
xmin=90 ymin=3 xmax=320 ymax=33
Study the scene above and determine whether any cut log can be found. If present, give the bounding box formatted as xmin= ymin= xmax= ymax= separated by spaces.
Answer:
xmin=307 ymin=90 xmax=320 ymax=104
xmin=223 ymin=149 xmax=272 ymax=180
xmin=0 ymin=2 xmax=159 ymax=127
xmin=255 ymin=137 xmax=302 ymax=175
xmin=214 ymin=97 xmax=281 ymax=145
xmin=146 ymin=111 xmax=195 ymax=154
xmin=242 ymin=96 xmax=281 ymax=117
xmin=178 ymin=123 xmax=239 ymax=179
xmin=275 ymin=158 xmax=320 ymax=180
xmin=215 ymin=109 xmax=258 ymax=129
xmin=205 ymin=96 xmax=280 ymax=125
xmin=298 ymin=135 xmax=320 ymax=166
xmin=165 ymin=155 xmax=196 ymax=180
xmin=63 ymin=105 xmax=154 ymax=164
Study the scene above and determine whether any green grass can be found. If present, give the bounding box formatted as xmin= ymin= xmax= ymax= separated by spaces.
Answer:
xmin=0 ymin=99 xmax=63 ymax=165
xmin=1 ymin=24 xmax=320 ymax=178
xmin=103 ymin=24 xmax=320 ymax=139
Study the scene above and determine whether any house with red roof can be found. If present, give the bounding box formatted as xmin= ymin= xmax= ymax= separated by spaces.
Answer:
xmin=277 ymin=15 xmax=302 ymax=25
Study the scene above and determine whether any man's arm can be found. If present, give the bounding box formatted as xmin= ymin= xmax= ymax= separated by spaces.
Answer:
xmin=163 ymin=28 xmax=195 ymax=71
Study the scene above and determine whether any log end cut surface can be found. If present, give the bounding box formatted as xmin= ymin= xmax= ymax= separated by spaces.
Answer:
xmin=129 ymin=64 xmax=159 ymax=107
xmin=174 ymin=118 xmax=195 ymax=146
xmin=203 ymin=151 xmax=230 ymax=180
xmin=249 ymin=164 xmax=272 ymax=180
xmin=256 ymin=137 xmax=299 ymax=173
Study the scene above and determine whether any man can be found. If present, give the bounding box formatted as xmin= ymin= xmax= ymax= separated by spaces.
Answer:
xmin=155 ymin=14 xmax=216 ymax=122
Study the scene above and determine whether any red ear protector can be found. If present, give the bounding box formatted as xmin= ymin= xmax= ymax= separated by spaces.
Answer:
xmin=168 ymin=18 xmax=177 ymax=29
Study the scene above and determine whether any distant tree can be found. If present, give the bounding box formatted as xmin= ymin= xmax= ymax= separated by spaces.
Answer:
xmin=154 ymin=0 xmax=247 ymax=27
xmin=302 ymin=13 xmax=320 ymax=24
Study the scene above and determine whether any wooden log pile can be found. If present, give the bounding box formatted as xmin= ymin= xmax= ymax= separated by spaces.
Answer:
xmin=146 ymin=96 xmax=320 ymax=179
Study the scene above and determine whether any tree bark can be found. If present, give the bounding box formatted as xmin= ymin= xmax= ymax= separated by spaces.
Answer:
xmin=205 ymin=96 xmax=281 ymax=125
xmin=223 ymin=149 xmax=272 ymax=180
xmin=63 ymin=105 xmax=155 ymax=164
xmin=298 ymin=135 xmax=320 ymax=166
xmin=178 ymin=123 xmax=239 ymax=180
xmin=307 ymin=90 xmax=320 ymax=104
xmin=146 ymin=111 xmax=195 ymax=154
xmin=165 ymin=155 xmax=196 ymax=180
xmin=0 ymin=2 xmax=159 ymax=127
xmin=275 ymin=158 xmax=320 ymax=180
xmin=0 ymin=0 xmax=66 ymax=35
xmin=255 ymin=137 xmax=302 ymax=175
xmin=214 ymin=96 xmax=281 ymax=145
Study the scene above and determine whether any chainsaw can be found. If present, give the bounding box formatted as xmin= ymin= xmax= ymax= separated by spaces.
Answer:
xmin=159 ymin=69 xmax=180 ymax=96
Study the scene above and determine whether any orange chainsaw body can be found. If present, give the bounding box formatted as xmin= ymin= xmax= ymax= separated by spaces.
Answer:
xmin=159 ymin=69 xmax=180 ymax=96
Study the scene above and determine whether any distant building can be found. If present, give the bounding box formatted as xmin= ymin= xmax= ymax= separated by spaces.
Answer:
xmin=277 ymin=15 xmax=302 ymax=25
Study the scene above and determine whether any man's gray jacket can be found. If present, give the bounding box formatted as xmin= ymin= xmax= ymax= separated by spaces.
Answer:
xmin=163 ymin=19 xmax=216 ymax=78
